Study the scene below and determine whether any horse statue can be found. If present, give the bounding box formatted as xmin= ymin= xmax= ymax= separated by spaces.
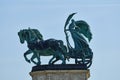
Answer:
xmin=64 ymin=13 xmax=93 ymax=68
xmin=18 ymin=28 xmax=67 ymax=65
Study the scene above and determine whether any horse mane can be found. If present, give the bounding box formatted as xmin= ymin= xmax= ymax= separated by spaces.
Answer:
xmin=31 ymin=29 xmax=43 ymax=40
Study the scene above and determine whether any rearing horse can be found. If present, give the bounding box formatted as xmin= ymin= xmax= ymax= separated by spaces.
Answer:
xmin=18 ymin=28 xmax=67 ymax=65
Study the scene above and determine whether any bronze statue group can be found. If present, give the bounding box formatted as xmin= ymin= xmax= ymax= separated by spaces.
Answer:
xmin=18 ymin=13 xmax=93 ymax=68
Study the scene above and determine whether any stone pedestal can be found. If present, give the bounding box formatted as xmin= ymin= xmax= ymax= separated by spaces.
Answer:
xmin=30 ymin=70 xmax=90 ymax=80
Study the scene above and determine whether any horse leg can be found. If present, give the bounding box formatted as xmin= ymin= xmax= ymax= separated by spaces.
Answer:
xmin=36 ymin=54 xmax=41 ymax=65
xmin=51 ymin=58 xmax=59 ymax=64
xmin=61 ymin=57 xmax=66 ymax=64
xmin=31 ymin=54 xmax=38 ymax=65
xmin=58 ymin=52 xmax=66 ymax=64
xmin=75 ymin=58 xmax=78 ymax=64
xmin=31 ymin=52 xmax=41 ymax=65
xmin=49 ymin=56 xmax=55 ymax=65
xmin=49 ymin=56 xmax=65 ymax=64
xmin=24 ymin=50 xmax=32 ymax=63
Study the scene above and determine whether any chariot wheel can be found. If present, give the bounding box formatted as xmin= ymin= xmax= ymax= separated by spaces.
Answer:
xmin=76 ymin=56 xmax=92 ymax=68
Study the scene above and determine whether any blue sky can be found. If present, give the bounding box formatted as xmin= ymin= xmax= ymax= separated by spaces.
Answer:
xmin=0 ymin=0 xmax=120 ymax=80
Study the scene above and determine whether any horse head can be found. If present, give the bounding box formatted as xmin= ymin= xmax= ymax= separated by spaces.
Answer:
xmin=18 ymin=29 xmax=33 ymax=44
xmin=18 ymin=29 xmax=26 ymax=44
xmin=18 ymin=28 xmax=43 ymax=44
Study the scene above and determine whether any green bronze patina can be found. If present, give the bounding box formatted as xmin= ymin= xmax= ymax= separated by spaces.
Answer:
xmin=18 ymin=13 xmax=93 ymax=68
xmin=64 ymin=13 xmax=93 ymax=68
xmin=18 ymin=28 xmax=67 ymax=65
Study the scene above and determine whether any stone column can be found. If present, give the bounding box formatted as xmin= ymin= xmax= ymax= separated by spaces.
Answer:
xmin=30 ymin=70 xmax=90 ymax=80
